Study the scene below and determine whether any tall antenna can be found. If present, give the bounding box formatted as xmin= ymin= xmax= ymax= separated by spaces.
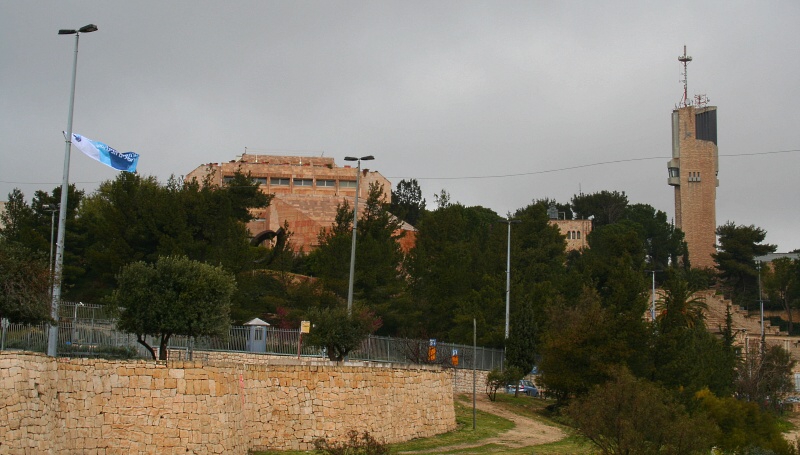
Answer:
xmin=678 ymin=45 xmax=693 ymax=108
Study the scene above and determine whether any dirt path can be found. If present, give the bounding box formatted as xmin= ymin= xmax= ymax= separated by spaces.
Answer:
xmin=400 ymin=395 xmax=566 ymax=453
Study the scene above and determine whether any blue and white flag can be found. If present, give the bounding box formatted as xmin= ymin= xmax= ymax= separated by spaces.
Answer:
xmin=70 ymin=133 xmax=139 ymax=173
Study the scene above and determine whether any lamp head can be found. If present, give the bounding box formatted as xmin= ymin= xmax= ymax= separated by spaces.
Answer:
xmin=360 ymin=155 xmax=374 ymax=161
xmin=59 ymin=24 xmax=98 ymax=35
xmin=344 ymin=156 xmax=358 ymax=162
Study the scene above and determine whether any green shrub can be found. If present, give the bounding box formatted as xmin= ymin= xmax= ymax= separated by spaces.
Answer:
xmin=313 ymin=430 xmax=390 ymax=455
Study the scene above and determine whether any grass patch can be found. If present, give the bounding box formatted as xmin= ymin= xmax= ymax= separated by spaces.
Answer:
xmin=250 ymin=394 xmax=597 ymax=455
xmin=390 ymin=396 xmax=514 ymax=453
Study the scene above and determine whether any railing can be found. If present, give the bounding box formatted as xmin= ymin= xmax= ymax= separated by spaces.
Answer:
xmin=1 ymin=304 xmax=505 ymax=371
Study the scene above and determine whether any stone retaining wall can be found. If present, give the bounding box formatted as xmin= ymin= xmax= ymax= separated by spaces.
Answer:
xmin=0 ymin=351 xmax=456 ymax=454
xmin=452 ymin=368 xmax=490 ymax=395
xmin=170 ymin=349 xmax=490 ymax=395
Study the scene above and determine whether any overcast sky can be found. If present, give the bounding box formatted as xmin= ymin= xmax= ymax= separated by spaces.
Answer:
xmin=2 ymin=1 xmax=798 ymax=252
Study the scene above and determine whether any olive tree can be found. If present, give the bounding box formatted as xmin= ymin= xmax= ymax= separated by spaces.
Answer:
xmin=111 ymin=255 xmax=236 ymax=360
xmin=304 ymin=304 xmax=381 ymax=361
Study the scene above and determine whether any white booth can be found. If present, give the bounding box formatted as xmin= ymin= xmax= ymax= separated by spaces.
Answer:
xmin=244 ymin=318 xmax=270 ymax=352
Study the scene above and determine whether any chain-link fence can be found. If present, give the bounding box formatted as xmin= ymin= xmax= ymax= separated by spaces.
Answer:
xmin=1 ymin=302 xmax=505 ymax=371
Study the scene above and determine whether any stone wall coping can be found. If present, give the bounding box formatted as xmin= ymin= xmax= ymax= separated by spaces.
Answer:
xmin=2 ymin=350 xmax=446 ymax=372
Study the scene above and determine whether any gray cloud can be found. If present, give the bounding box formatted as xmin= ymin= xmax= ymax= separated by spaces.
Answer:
xmin=1 ymin=1 xmax=798 ymax=251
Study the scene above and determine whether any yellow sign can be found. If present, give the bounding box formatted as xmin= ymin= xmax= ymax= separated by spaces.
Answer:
xmin=300 ymin=320 xmax=311 ymax=334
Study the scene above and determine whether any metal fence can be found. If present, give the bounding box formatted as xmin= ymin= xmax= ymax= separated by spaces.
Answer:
xmin=1 ymin=302 xmax=505 ymax=371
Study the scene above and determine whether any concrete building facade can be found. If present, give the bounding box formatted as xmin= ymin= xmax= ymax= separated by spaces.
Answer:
xmin=185 ymin=154 xmax=414 ymax=253
xmin=667 ymin=104 xmax=719 ymax=269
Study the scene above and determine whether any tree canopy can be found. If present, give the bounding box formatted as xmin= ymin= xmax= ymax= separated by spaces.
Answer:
xmin=307 ymin=182 xmax=406 ymax=334
xmin=713 ymin=222 xmax=777 ymax=309
xmin=568 ymin=367 xmax=715 ymax=455
xmin=111 ymin=255 xmax=236 ymax=360
xmin=571 ymin=190 xmax=628 ymax=227
xmin=304 ymin=305 xmax=381 ymax=361
xmin=3 ymin=172 xmax=795 ymax=454
xmin=388 ymin=178 xmax=426 ymax=226
xmin=73 ymin=172 xmax=270 ymax=300
xmin=763 ymin=257 xmax=800 ymax=334
xmin=0 ymin=239 xmax=51 ymax=324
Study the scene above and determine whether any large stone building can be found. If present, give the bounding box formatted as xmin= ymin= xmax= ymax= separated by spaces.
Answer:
xmin=547 ymin=205 xmax=592 ymax=251
xmin=667 ymin=48 xmax=719 ymax=269
xmin=185 ymin=154 xmax=415 ymax=252
xmin=550 ymin=218 xmax=593 ymax=251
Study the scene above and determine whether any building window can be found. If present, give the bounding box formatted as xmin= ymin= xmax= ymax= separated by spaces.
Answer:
xmin=318 ymin=179 xmax=336 ymax=187
xmin=270 ymin=177 xmax=290 ymax=186
xmin=668 ymin=167 xmax=679 ymax=178
xmin=294 ymin=178 xmax=313 ymax=187
xmin=577 ymin=231 xmax=581 ymax=239
xmin=253 ymin=177 xmax=267 ymax=185
xmin=222 ymin=176 xmax=234 ymax=184
xmin=340 ymin=180 xmax=357 ymax=188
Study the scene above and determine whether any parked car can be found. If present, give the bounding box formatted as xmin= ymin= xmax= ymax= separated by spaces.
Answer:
xmin=505 ymin=379 xmax=539 ymax=397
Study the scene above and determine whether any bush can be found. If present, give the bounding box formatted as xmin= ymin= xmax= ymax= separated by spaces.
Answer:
xmin=57 ymin=343 xmax=140 ymax=359
xmin=568 ymin=367 xmax=715 ymax=455
xmin=697 ymin=389 xmax=797 ymax=455
xmin=485 ymin=368 xmax=504 ymax=401
xmin=94 ymin=345 xmax=140 ymax=359
xmin=305 ymin=305 xmax=381 ymax=361
xmin=313 ymin=430 xmax=390 ymax=455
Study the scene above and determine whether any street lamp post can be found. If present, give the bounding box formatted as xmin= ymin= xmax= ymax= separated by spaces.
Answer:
xmin=48 ymin=24 xmax=98 ymax=357
xmin=757 ymin=260 xmax=765 ymax=352
xmin=499 ymin=217 xmax=521 ymax=339
xmin=43 ymin=203 xmax=59 ymax=283
xmin=343 ymin=155 xmax=374 ymax=316
xmin=645 ymin=269 xmax=661 ymax=323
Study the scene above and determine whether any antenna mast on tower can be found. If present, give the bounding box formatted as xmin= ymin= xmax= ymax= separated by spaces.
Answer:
xmin=678 ymin=45 xmax=693 ymax=108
